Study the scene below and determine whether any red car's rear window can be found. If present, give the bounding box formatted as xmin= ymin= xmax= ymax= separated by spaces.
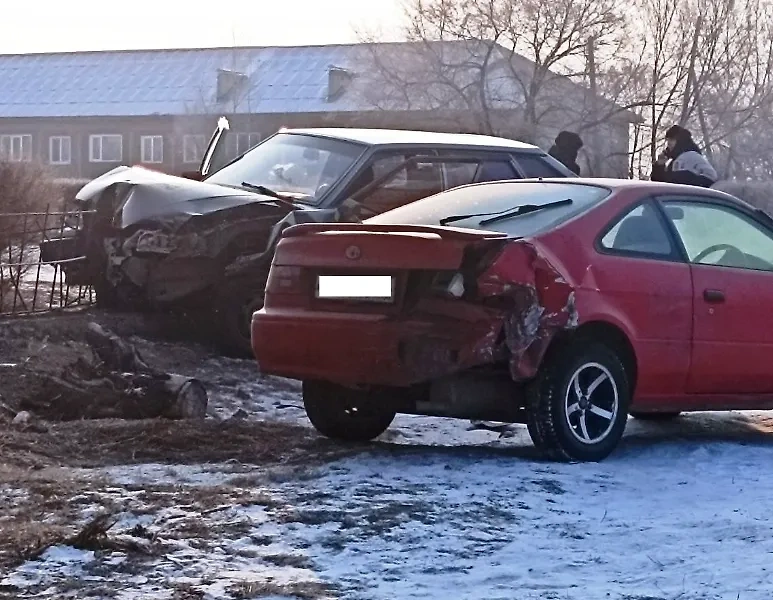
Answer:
xmin=367 ymin=181 xmax=611 ymax=236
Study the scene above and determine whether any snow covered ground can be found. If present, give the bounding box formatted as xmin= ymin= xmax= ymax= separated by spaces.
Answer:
xmin=4 ymin=338 xmax=773 ymax=599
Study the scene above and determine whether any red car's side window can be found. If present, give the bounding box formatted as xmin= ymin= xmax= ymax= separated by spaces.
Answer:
xmin=599 ymin=202 xmax=675 ymax=257
xmin=662 ymin=200 xmax=773 ymax=272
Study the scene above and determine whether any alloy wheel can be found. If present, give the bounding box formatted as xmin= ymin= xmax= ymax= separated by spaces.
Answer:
xmin=564 ymin=362 xmax=619 ymax=445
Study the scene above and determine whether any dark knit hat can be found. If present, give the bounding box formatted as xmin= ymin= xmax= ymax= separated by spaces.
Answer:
xmin=665 ymin=125 xmax=691 ymax=140
xmin=555 ymin=130 xmax=584 ymax=150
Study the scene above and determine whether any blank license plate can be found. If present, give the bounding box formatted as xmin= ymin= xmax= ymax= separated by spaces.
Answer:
xmin=316 ymin=275 xmax=395 ymax=301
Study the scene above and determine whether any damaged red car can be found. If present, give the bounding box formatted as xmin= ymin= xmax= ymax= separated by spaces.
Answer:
xmin=252 ymin=178 xmax=773 ymax=461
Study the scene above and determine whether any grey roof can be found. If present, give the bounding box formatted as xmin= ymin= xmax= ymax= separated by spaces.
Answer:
xmin=0 ymin=45 xmax=372 ymax=118
xmin=285 ymin=127 xmax=539 ymax=149
xmin=0 ymin=43 xmax=639 ymax=123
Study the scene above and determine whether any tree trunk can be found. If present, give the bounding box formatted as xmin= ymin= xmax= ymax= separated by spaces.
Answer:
xmin=19 ymin=323 xmax=208 ymax=421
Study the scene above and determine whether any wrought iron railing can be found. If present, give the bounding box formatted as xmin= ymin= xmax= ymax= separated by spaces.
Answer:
xmin=0 ymin=207 xmax=95 ymax=316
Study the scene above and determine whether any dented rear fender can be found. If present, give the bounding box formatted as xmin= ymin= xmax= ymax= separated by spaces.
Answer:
xmin=474 ymin=239 xmax=579 ymax=381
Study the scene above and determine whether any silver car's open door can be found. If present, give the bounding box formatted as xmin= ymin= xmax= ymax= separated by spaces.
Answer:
xmin=199 ymin=116 xmax=231 ymax=178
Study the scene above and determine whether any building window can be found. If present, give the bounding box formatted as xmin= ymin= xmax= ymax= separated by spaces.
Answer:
xmin=183 ymin=135 xmax=207 ymax=163
xmin=235 ymin=132 xmax=261 ymax=156
xmin=49 ymin=136 xmax=71 ymax=165
xmin=0 ymin=135 xmax=32 ymax=162
xmin=89 ymin=134 xmax=123 ymax=163
xmin=141 ymin=135 xmax=163 ymax=164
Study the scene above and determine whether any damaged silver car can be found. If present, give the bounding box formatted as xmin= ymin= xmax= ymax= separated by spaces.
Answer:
xmin=40 ymin=117 xmax=575 ymax=354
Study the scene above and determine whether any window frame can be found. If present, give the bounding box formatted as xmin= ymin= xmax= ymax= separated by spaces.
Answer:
xmin=656 ymin=194 xmax=773 ymax=273
xmin=594 ymin=198 xmax=684 ymax=263
xmin=511 ymin=151 xmax=568 ymax=179
xmin=433 ymin=149 xmax=520 ymax=190
xmin=49 ymin=136 xmax=72 ymax=165
xmin=183 ymin=134 xmax=207 ymax=164
xmin=89 ymin=134 xmax=123 ymax=163
xmin=0 ymin=134 xmax=33 ymax=162
xmin=140 ymin=135 xmax=164 ymax=164
xmin=234 ymin=132 xmax=261 ymax=157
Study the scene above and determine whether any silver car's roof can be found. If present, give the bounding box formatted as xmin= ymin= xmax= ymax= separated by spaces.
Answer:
xmin=280 ymin=127 xmax=541 ymax=151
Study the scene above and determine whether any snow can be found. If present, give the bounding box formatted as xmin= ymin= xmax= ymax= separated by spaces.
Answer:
xmin=9 ymin=415 xmax=773 ymax=598
xmin=4 ymin=546 xmax=95 ymax=589
xmin=7 ymin=347 xmax=773 ymax=598
xmin=277 ymin=444 xmax=773 ymax=599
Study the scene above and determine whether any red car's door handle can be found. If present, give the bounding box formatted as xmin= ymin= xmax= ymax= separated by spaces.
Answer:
xmin=703 ymin=289 xmax=725 ymax=304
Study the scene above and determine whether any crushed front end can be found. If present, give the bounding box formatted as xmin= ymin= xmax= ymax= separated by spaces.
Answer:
xmin=40 ymin=166 xmax=317 ymax=309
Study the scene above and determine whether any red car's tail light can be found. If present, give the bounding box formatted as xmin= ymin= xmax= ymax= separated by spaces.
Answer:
xmin=428 ymin=271 xmax=466 ymax=299
xmin=266 ymin=265 xmax=304 ymax=295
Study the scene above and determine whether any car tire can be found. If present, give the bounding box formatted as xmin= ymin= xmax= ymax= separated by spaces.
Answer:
xmin=93 ymin=276 xmax=120 ymax=309
xmin=630 ymin=411 xmax=681 ymax=421
xmin=93 ymin=276 xmax=137 ymax=310
xmin=302 ymin=380 xmax=396 ymax=442
xmin=526 ymin=341 xmax=630 ymax=462
xmin=212 ymin=276 xmax=266 ymax=358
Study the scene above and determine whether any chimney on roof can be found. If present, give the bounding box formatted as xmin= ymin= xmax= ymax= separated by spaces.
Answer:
xmin=327 ymin=66 xmax=354 ymax=102
xmin=216 ymin=68 xmax=249 ymax=103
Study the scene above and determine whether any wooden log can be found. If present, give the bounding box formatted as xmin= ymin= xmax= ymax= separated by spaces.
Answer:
xmin=18 ymin=322 xmax=208 ymax=421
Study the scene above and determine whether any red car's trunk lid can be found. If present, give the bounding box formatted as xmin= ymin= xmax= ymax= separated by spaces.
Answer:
xmin=274 ymin=223 xmax=508 ymax=270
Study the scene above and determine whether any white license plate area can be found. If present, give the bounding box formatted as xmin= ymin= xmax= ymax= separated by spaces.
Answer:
xmin=315 ymin=275 xmax=395 ymax=302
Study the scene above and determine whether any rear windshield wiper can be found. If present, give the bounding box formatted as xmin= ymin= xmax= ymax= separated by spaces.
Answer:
xmin=439 ymin=198 xmax=573 ymax=226
xmin=241 ymin=182 xmax=299 ymax=208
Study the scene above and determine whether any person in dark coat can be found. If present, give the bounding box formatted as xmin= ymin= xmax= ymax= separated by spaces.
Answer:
xmin=548 ymin=131 xmax=584 ymax=175
xmin=651 ymin=125 xmax=718 ymax=187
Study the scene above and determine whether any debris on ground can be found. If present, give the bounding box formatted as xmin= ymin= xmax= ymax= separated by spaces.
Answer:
xmin=17 ymin=322 xmax=207 ymax=421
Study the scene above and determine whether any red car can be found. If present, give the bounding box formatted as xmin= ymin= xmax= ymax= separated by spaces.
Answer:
xmin=252 ymin=178 xmax=773 ymax=461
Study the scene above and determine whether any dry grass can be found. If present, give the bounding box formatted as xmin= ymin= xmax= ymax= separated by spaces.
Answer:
xmin=0 ymin=466 xmax=100 ymax=571
xmin=0 ymin=418 xmax=345 ymax=471
xmin=0 ymin=161 xmax=55 ymax=216
xmin=0 ymin=461 xmax=310 ymax=574
xmin=228 ymin=580 xmax=335 ymax=599
xmin=0 ymin=161 xmax=75 ymax=312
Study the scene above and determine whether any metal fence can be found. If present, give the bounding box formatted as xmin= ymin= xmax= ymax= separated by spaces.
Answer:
xmin=0 ymin=207 xmax=95 ymax=316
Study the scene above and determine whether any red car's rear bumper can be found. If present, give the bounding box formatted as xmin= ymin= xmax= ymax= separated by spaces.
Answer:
xmin=251 ymin=307 xmax=503 ymax=387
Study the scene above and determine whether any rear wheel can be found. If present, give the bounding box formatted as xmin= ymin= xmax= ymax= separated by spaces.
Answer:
xmin=302 ymin=380 xmax=396 ymax=442
xmin=526 ymin=341 xmax=630 ymax=462
xmin=630 ymin=411 xmax=681 ymax=421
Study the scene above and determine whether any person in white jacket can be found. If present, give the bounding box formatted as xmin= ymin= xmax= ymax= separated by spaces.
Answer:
xmin=651 ymin=125 xmax=718 ymax=187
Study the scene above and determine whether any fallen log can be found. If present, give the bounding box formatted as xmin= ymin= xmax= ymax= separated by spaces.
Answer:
xmin=19 ymin=322 xmax=208 ymax=421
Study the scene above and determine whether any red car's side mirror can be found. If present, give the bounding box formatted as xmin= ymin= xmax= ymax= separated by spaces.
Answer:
xmin=181 ymin=171 xmax=203 ymax=181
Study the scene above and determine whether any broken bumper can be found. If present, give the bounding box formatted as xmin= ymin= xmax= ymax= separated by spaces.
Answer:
xmin=251 ymin=307 xmax=504 ymax=387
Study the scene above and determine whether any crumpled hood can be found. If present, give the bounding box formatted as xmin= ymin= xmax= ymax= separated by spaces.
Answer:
xmin=76 ymin=166 xmax=287 ymax=229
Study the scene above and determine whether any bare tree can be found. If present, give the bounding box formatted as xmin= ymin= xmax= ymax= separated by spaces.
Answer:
xmin=359 ymin=0 xmax=638 ymax=176
xmin=360 ymin=0 xmax=773 ymax=180
xmin=605 ymin=0 xmax=773 ymax=179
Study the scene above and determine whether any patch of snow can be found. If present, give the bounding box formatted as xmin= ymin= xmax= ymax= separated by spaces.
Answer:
xmin=94 ymin=462 xmax=256 ymax=487
xmin=268 ymin=442 xmax=773 ymax=599
xmin=3 ymin=546 xmax=95 ymax=589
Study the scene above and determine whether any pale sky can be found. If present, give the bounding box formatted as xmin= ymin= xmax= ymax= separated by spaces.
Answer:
xmin=0 ymin=0 xmax=406 ymax=54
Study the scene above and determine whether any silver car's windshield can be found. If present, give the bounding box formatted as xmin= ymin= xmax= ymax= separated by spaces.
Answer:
xmin=205 ymin=133 xmax=366 ymax=204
